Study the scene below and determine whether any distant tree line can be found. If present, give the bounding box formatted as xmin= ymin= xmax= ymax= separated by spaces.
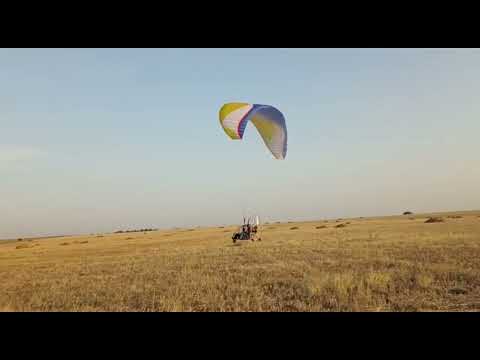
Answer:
xmin=114 ymin=228 xmax=158 ymax=234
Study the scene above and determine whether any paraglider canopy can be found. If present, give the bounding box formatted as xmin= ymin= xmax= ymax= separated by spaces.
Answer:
xmin=219 ymin=102 xmax=287 ymax=160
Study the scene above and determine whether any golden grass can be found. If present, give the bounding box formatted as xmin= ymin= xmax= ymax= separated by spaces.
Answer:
xmin=1 ymin=210 xmax=480 ymax=312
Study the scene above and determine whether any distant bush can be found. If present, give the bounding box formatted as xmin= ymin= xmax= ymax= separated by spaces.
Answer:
xmin=290 ymin=226 xmax=299 ymax=230
xmin=59 ymin=242 xmax=70 ymax=246
xmin=335 ymin=223 xmax=346 ymax=228
xmin=403 ymin=211 xmax=413 ymax=215
xmin=17 ymin=238 xmax=23 ymax=242
xmin=447 ymin=215 xmax=462 ymax=219
xmin=425 ymin=217 xmax=444 ymax=223
xmin=316 ymin=225 xmax=327 ymax=229
xmin=16 ymin=244 xmax=32 ymax=249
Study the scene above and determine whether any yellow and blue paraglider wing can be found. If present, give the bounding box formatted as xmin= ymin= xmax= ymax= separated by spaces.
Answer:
xmin=250 ymin=105 xmax=287 ymax=160
xmin=219 ymin=103 xmax=287 ymax=159
xmin=219 ymin=102 xmax=253 ymax=140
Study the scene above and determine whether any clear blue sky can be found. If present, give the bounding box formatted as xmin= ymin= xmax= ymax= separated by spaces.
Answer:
xmin=1 ymin=48 xmax=479 ymax=239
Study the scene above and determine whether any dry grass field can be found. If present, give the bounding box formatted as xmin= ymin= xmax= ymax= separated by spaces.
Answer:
xmin=1 ymin=210 xmax=480 ymax=312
